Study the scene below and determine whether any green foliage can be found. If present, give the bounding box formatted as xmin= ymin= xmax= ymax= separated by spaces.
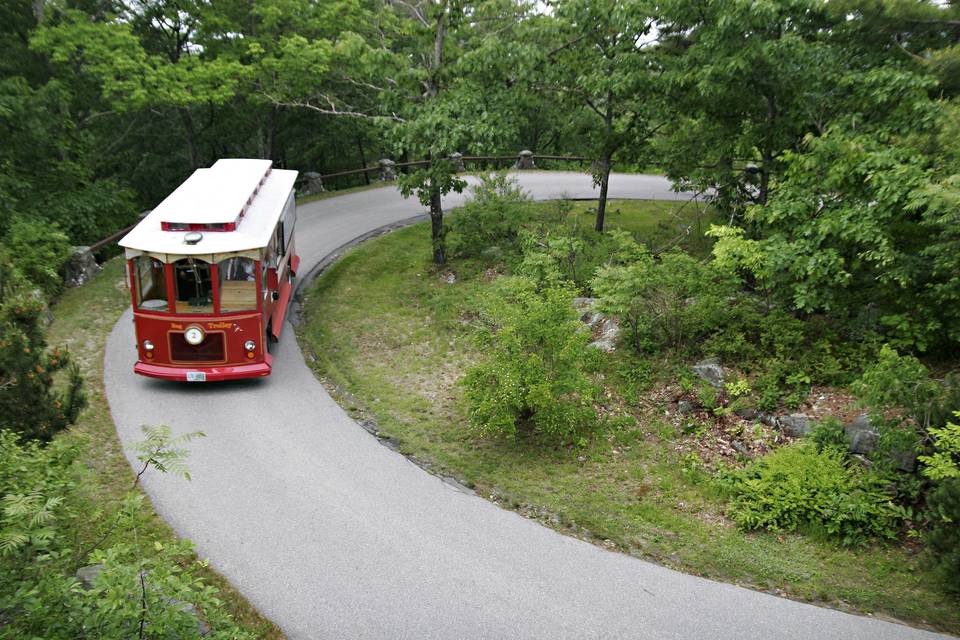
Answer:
xmin=4 ymin=217 xmax=71 ymax=296
xmin=0 ymin=263 xmax=85 ymax=441
xmin=726 ymin=442 xmax=904 ymax=545
xmin=462 ymin=277 xmax=598 ymax=443
xmin=0 ymin=428 xmax=253 ymax=639
xmin=920 ymin=412 xmax=960 ymax=482
xmin=449 ymin=172 xmax=531 ymax=258
xmin=925 ymin=479 xmax=960 ymax=593
xmin=810 ymin=417 xmax=847 ymax=452
xmin=592 ymin=231 xmax=736 ymax=353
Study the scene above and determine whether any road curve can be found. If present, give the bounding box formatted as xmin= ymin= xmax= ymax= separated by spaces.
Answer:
xmin=104 ymin=172 xmax=948 ymax=640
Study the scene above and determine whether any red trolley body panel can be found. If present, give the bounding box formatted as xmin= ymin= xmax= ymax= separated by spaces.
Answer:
xmin=119 ymin=159 xmax=299 ymax=382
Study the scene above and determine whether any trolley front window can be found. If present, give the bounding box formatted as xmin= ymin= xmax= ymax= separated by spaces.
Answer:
xmin=133 ymin=256 xmax=169 ymax=312
xmin=218 ymin=257 xmax=257 ymax=312
xmin=173 ymin=258 xmax=213 ymax=313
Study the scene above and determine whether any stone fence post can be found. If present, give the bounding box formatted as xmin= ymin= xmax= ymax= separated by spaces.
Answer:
xmin=378 ymin=159 xmax=397 ymax=181
xmin=449 ymin=152 xmax=466 ymax=172
xmin=300 ymin=171 xmax=325 ymax=195
xmin=513 ymin=150 xmax=535 ymax=170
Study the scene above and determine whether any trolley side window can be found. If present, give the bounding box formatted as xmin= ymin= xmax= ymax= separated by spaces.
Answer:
xmin=218 ymin=257 xmax=257 ymax=312
xmin=134 ymin=256 xmax=169 ymax=312
xmin=173 ymin=258 xmax=213 ymax=314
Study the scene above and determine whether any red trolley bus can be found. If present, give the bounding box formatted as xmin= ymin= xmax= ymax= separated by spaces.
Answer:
xmin=119 ymin=159 xmax=299 ymax=381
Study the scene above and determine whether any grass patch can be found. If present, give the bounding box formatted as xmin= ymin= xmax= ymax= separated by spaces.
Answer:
xmin=47 ymin=258 xmax=283 ymax=639
xmin=298 ymin=200 xmax=960 ymax=633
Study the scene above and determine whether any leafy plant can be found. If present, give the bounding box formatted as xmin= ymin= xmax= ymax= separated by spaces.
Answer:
xmin=920 ymin=412 xmax=960 ymax=481
xmin=725 ymin=441 xmax=904 ymax=545
xmin=592 ymin=232 xmax=736 ymax=353
xmin=925 ymin=479 xmax=960 ymax=593
xmin=462 ymin=277 xmax=599 ymax=443
xmin=449 ymin=171 xmax=531 ymax=258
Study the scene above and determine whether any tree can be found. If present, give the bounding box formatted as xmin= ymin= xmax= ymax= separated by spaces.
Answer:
xmin=0 ymin=258 xmax=85 ymax=441
xmin=548 ymin=0 xmax=661 ymax=232
xmin=657 ymin=0 xmax=841 ymax=215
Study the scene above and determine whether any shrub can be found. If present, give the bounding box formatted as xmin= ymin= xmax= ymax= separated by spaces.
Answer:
xmin=3 ymin=217 xmax=72 ymax=297
xmin=926 ymin=479 xmax=960 ymax=593
xmin=0 ymin=428 xmax=253 ymax=639
xmin=462 ymin=277 xmax=599 ymax=443
xmin=449 ymin=172 xmax=531 ymax=258
xmin=726 ymin=441 xmax=904 ymax=545
xmin=592 ymin=232 xmax=736 ymax=353
xmin=0 ymin=265 xmax=85 ymax=440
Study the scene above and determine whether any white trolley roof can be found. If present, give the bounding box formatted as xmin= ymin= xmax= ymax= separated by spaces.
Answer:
xmin=120 ymin=159 xmax=298 ymax=262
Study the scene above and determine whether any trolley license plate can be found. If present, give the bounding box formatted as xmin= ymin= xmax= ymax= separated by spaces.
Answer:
xmin=186 ymin=371 xmax=207 ymax=382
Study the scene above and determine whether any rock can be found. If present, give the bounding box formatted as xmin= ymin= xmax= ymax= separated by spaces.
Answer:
xmin=299 ymin=171 xmax=325 ymax=195
xmin=731 ymin=440 xmax=751 ymax=457
xmin=851 ymin=453 xmax=872 ymax=469
xmin=892 ymin=449 xmax=917 ymax=473
xmin=64 ymin=246 xmax=101 ymax=288
xmin=513 ymin=149 xmax=536 ymax=170
xmin=442 ymin=272 xmax=456 ymax=284
xmin=588 ymin=317 xmax=620 ymax=352
xmin=734 ymin=407 xmax=758 ymax=420
xmin=844 ymin=413 xmax=878 ymax=454
xmin=678 ymin=400 xmax=694 ymax=414
xmin=692 ymin=358 xmax=725 ymax=388
xmin=378 ymin=158 xmax=397 ymax=181
xmin=75 ymin=563 xmax=104 ymax=590
xmin=449 ymin=152 xmax=466 ymax=172
xmin=759 ymin=413 xmax=779 ymax=428
xmin=778 ymin=413 xmax=812 ymax=437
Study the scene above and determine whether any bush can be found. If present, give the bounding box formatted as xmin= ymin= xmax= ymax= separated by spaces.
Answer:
xmin=592 ymin=232 xmax=736 ymax=353
xmin=725 ymin=441 xmax=904 ymax=545
xmin=3 ymin=217 xmax=72 ymax=297
xmin=926 ymin=478 xmax=960 ymax=593
xmin=0 ymin=428 xmax=253 ymax=639
xmin=0 ymin=264 xmax=85 ymax=440
xmin=449 ymin=172 xmax=531 ymax=258
xmin=462 ymin=277 xmax=599 ymax=443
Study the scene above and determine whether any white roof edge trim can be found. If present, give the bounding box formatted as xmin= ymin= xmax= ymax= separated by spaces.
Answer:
xmin=119 ymin=165 xmax=298 ymax=256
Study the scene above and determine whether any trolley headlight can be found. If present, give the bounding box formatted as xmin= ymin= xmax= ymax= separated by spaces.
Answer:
xmin=244 ymin=340 xmax=256 ymax=352
xmin=184 ymin=325 xmax=205 ymax=346
xmin=143 ymin=340 xmax=155 ymax=351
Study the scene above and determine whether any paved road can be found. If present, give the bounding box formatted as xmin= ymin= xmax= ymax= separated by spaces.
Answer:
xmin=104 ymin=172 xmax=949 ymax=640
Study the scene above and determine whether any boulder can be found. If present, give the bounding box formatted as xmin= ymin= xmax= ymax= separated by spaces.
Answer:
xmin=589 ymin=317 xmax=620 ymax=352
xmin=778 ymin=413 xmax=812 ymax=437
xmin=692 ymin=358 xmax=725 ymax=388
xmin=64 ymin=246 xmax=101 ymax=288
xmin=734 ymin=407 xmax=758 ymax=420
xmin=449 ymin=152 xmax=466 ymax=172
xmin=75 ymin=563 xmax=104 ymax=590
xmin=844 ymin=413 xmax=877 ymax=454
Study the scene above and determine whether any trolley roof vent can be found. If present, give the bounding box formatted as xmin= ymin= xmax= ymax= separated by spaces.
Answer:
xmin=156 ymin=159 xmax=273 ymax=232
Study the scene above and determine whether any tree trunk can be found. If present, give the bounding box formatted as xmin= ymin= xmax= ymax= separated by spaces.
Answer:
xmin=595 ymin=151 xmax=612 ymax=232
xmin=429 ymin=185 xmax=445 ymax=265
xmin=595 ymin=94 xmax=615 ymax=233
xmin=357 ymin=136 xmax=370 ymax=185
xmin=178 ymin=107 xmax=200 ymax=169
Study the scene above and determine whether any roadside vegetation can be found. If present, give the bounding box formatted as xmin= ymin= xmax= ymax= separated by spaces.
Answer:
xmin=0 ymin=258 xmax=281 ymax=639
xmin=300 ymin=175 xmax=960 ymax=632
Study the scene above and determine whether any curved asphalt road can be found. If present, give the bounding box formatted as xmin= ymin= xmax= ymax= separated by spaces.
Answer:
xmin=104 ymin=172 xmax=949 ymax=640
